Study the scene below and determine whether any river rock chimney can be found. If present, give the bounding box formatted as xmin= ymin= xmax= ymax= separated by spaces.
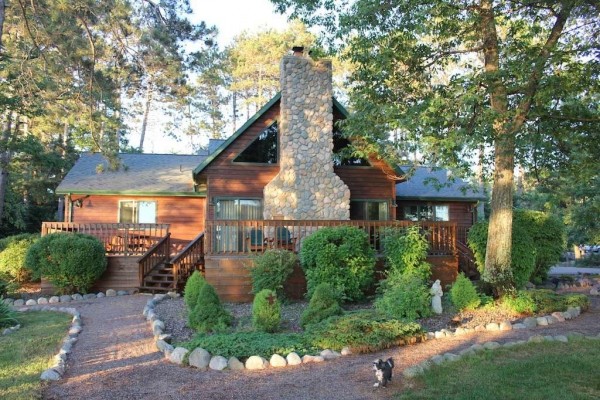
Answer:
xmin=263 ymin=50 xmax=350 ymax=220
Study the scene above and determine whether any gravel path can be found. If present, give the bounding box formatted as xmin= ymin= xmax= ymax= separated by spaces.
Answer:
xmin=43 ymin=295 xmax=600 ymax=400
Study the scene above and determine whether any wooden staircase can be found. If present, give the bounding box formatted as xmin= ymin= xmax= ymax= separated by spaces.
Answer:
xmin=456 ymin=240 xmax=479 ymax=278
xmin=138 ymin=232 xmax=205 ymax=294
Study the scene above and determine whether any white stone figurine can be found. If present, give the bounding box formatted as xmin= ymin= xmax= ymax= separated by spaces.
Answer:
xmin=430 ymin=279 xmax=443 ymax=314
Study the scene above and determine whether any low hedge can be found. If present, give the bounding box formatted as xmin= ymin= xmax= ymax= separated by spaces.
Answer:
xmin=501 ymin=289 xmax=590 ymax=315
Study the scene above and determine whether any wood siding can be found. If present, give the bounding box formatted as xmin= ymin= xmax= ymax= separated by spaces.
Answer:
xmin=69 ymin=195 xmax=205 ymax=250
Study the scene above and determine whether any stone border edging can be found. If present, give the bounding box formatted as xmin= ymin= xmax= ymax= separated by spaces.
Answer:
xmin=143 ymin=294 xmax=352 ymax=371
xmin=402 ymin=329 xmax=600 ymax=378
xmin=13 ymin=305 xmax=83 ymax=381
xmin=2 ymin=289 xmax=131 ymax=307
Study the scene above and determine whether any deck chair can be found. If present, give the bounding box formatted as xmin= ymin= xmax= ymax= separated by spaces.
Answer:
xmin=247 ymin=228 xmax=267 ymax=252
xmin=275 ymin=226 xmax=296 ymax=251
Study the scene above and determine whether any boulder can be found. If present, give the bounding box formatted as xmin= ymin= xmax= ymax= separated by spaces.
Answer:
xmin=426 ymin=332 xmax=436 ymax=340
xmin=157 ymin=334 xmax=172 ymax=343
xmin=228 ymin=357 xmax=245 ymax=371
xmin=474 ymin=325 xmax=486 ymax=332
xmin=245 ymin=356 xmax=268 ymax=370
xmin=270 ymin=354 xmax=287 ymax=368
xmin=59 ymin=295 xmax=72 ymax=303
xmin=536 ymin=317 xmax=548 ymax=326
xmin=546 ymin=316 xmax=558 ymax=325
xmin=302 ymin=355 xmax=324 ymax=363
xmin=458 ymin=348 xmax=475 ymax=357
xmin=340 ymin=347 xmax=352 ymax=356
xmin=117 ymin=290 xmax=128 ymax=296
xmin=434 ymin=331 xmax=445 ymax=339
xmin=286 ymin=352 xmax=302 ymax=366
xmin=544 ymin=335 xmax=555 ymax=341
xmin=37 ymin=297 xmax=49 ymax=305
xmin=485 ymin=323 xmax=500 ymax=331
xmin=443 ymin=353 xmax=460 ymax=362
xmin=562 ymin=310 xmax=573 ymax=320
xmin=402 ymin=365 xmax=424 ymax=378
xmin=503 ymin=341 xmax=518 ymax=348
xmin=551 ymin=312 xmax=565 ymax=322
xmin=40 ymin=369 xmax=61 ymax=381
xmin=320 ymin=349 xmax=341 ymax=360
xmin=71 ymin=294 xmax=83 ymax=301
xmin=13 ymin=299 xmax=25 ymax=307
xmin=430 ymin=355 xmax=445 ymax=365
xmin=499 ymin=321 xmax=513 ymax=331
xmin=209 ymin=356 xmax=228 ymax=371
xmin=528 ymin=335 xmax=545 ymax=343
xmin=2 ymin=298 xmax=14 ymax=305
xmin=554 ymin=335 xmax=568 ymax=343
xmin=454 ymin=327 xmax=467 ymax=336
xmin=106 ymin=289 xmax=117 ymax=297
xmin=97 ymin=292 xmax=105 ymax=298
xmin=68 ymin=326 xmax=82 ymax=336
xmin=470 ymin=343 xmax=485 ymax=352
xmin=523 ymin=317 xmax=538 ymax=328
xmin=591 ymin=287 xmax=599 ymax=296
xmin=168 ymin=347 xmax=188 ymax=364
xmin=83 ymin=294 xmax=97 ymax=300
xmin=25 ymin=299 xmax=37 ymax=306
xmin=188 ymin=348 xmax=211 ymax=369
xmin=483 ymin=342 xmax=500 ymax=350
xmin=155 ymin=340 xmax=174 ymax=354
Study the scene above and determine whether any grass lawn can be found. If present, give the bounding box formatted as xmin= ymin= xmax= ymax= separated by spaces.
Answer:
xmin=399 ymin=339 xmax=600 ymax=400
xmin=0 ymin=311 xmax=72 ymax=400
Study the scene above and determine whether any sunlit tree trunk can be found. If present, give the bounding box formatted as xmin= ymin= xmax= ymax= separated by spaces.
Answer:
xmin=0 ymin=111 xmax=13 ymax=223
xmin=139 ymin=84 xmax=153 ymax=151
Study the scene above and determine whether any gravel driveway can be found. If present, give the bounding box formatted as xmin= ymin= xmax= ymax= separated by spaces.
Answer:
xmin=43 ymin=294 xmax=600 ymax=400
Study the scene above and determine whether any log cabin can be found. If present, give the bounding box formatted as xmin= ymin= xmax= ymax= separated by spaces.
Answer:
xmin=44 ymin=49 xmax=483 ymax=301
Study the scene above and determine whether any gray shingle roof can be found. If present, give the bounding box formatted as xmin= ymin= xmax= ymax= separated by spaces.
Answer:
xmin=56 ymin=153 xmax=207 ymax=195
xmin=396 ymin=166 xmax=486 ymax=201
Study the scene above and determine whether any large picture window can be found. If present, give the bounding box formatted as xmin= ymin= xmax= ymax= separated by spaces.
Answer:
xmin=401 ymin=204 xmax=449 ymax=222
xmin=233 ymin=123 xmax=278 ymax=164
xmin=215 ymin=198 xmax=263 ymax=220
xmin=350 ymin=200 xmax=389 ymax=220
xmin=119 ymin=201 xmax=157 ymax=223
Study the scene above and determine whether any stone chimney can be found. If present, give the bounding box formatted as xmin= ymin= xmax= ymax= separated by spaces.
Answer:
xmin=263 ymin=51 xmax=350 ymax=220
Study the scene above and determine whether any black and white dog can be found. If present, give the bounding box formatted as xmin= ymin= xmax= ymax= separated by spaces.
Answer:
xmin=373 ymin=358 xmax=394 ymax=387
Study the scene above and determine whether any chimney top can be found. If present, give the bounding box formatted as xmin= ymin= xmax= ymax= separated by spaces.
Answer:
xmin=292 ymin=46 xmax=304 ymax=56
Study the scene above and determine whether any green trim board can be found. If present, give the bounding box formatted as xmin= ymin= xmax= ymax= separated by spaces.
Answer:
xmin=57 ymin=189 xmax=206 ymax=197
xmin=193 ymin=93 xmax=282 ymax=178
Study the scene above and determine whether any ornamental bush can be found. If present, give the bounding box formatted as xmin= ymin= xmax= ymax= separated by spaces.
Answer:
xmin=25 ymin=233 xmax=106 ymax=294
xmin=300 ymin=226 xmax=375 ymax=301
xmin=0 ymin=233 xmax=39 ymax=284
xmin=382 ymin=226 xmax=432 ymax=282
xmin=450 ymin=273 xmax=481 ymax=311
xmin=250 ymin=249 xmax=297 ymax=299
xmin=187 ymin=283 xmax=232 ymax=333
xmin=468 ymin=213 xmax=536 ymax=291
xmin=252 ymin=289 xmax=281 ymax=333
xmin=305 ymin=310 xmax=424 ymax=353
xmin=184 ymin=271 xmax=207 ymax=312
xmin=501 ymin=289 xmax=590 ymax=315
xmin=300 ymin=282 xmax=343 ymax=328
xmin=375 ymin=274 xmax=432 ymax=321
xmin=0 ymin=298 xmax=19 ymax=328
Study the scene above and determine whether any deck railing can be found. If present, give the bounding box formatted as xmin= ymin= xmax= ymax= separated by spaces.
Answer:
xmin=205 ymin=220 xmax=456 ymax=256
xmin=138 ymin=233 xmax=171 ymax=284
xmin=171 ymin=232 xmax=205 ymax=287
xmin=41 ymin=222 xmax=170 ymax=256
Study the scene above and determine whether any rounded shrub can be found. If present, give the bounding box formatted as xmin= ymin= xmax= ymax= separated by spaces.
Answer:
xmin=0 ymin=299 xmax=19 ymax=328
xmin=300 ymin=282 xmax=343 ymax=328
xmin=300 ymin=226 xmax=375 ymax=301
xmin=252 ymin=289 xmax=281 ymax=333
xmin=188 ymin=283 xmax=232 ymax=333
xmin=25 ymin=233 xmax=106 ymax=294
xmin=449 ymin=273 xmax=481 ymax=311
xmin=374 ymin=274 xmax=432 ymax=321
xmin=184 ymin=270 xmax=207 ymax=312
xmin=382 ymin=226 xmax=431 ymax=282
xmin=250 ymin=249 xmax=297 ymax=298
xmin=0 ymin=233 xmax=39 ymax=284
xmin=468 ymin=213 xmax=536 ymax=291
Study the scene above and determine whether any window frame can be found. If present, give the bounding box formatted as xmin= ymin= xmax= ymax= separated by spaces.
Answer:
xmin=232 ymin=122 xmax=279 ymax=165
xmin=214 ymin=197 xmax=264 ymax=220
xmin=349 ymin=199 xmax=390 ymax=221
xmin=400 ymin=203 xmax=450 ymax=222
xmin=118 ymin=200 xmax=157 ymax=224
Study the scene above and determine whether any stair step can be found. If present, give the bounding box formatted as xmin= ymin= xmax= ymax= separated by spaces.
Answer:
xmin=138 ymin=285 xmax=175 ymax=293
xmin=147 ymin=273 xmax=175 ymax=277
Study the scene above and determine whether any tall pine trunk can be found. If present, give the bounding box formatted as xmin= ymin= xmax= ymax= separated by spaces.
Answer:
xmin=0 ymin=111 xmax=13 ymax=223
xmin=139 ymin=85 xmax=153 ymax=151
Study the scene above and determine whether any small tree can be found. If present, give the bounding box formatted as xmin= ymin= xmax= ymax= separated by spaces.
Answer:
xmin=184 ymin=271 xmax=207 ymax=312
xmin=375 ymin=274 xmax=432 ymax=321
xmin=252 ymin=289 xmax=281 ymax=333
xmin=188 ymin=283 xmax=232 ymax=333
xmin=300 ymin=282 xmax=343 ymax=328
xmin=382 ymin=226 xmax=432 ymax=282
xmin=250 ymin=249 xmax=297 ymax=299
xmin=450 ymin=273 xmax=481 ymax=311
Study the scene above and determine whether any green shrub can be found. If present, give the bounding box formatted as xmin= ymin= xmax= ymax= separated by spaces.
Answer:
xmin=305 ymin=310 xmax=424 ymax=353
xmin=188 ymin=283 xmax=232 ymax=333
xmin=501 ymin=291 xmax=537 ymax=314
xmin=184 ymin=271 xmax=207 ymax=312
xmin=250 ymin=249 xmax=297 ymax=298
xmin=468 ymin=213 xmax=536 ymax=291
xmin=518 ymin=211 xmax=565 ymax=283
xmin=25 ymin=233 xmax=106 ymax=294
xmin=0 ymin=233 xmax=39 ymax=284
xmin=252 ymin=289 xmax=281 ymax=333
xmin=0 ymin=298 xmax=19 ymax=328
xmin=450 ymin=273 xmax=481 ymax=311
xmin=300 ymin=226 xmax=375 ymax=301
xmin=300 ymin=283 xmax=343 ymax=328
xmin=382 ymin=226 xmax=432 ymax=282
xmin=501 ymin=289 xmax=590 ymax=315
xmin=182 ymin=331 xmax=317 ymax=359
xmin=374 ymin=274 xmax=432 ymax=321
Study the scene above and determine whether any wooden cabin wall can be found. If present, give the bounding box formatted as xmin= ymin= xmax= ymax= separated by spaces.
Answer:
xmin=69 ymin=195 xmax=206 ymax=249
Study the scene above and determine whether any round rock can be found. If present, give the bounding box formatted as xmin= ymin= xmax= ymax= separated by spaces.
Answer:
xmin=188 ymin=348 xmax=211 ymax=369
xmin=270 ymin=354 xmax=287 ymax=368
xmin=25 ymin=299 xmax=37 ymax=306
xmin=106 ymin=289 xmax=117 ymax=297
xmin=168 ymin=347 xmax=188 ymax=364
xmin=286 ymin=352 xmax=302 ymax=366
xmin=209 ymin=355 xmax=228 ymax=370
xmin=37 ymin=297 xmax=49 ymax=305
xmin=41 ymin=369 xmax=61 ymax=381
xmin=228 ymin=357 xmax=245 ymax=370
xmin=96 ymin=292 xmax=105 ymax=298
xmin=245 ymin=356 xmax=268 ymax=370
xmin=13 ymin=299 xmax=25 ymax=307
xmin=59 ymin=295 xmax=72 ymax=303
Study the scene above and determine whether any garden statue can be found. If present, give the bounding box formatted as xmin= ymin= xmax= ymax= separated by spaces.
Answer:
xmin=430 ymin=279 xmax=443 ymax=314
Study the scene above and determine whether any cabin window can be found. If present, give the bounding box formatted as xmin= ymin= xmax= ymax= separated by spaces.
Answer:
xmin=333 ymin=129 xmax=370 ymax=166
xmin=350 ymin=200 xmax=389 ymax=220
xmin=118 ymin=201 xmax=157 ymax=223
xmin=215 ymin=198 xmax=263 ymax=220
xmin=233 ymin=123 xmax=278 ymax=164
xmin=401 ymin=204 xmax=449 ymax=222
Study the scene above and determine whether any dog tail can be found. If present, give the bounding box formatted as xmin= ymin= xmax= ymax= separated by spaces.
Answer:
xmin=386 ymin=358 xmax=394 ymax=368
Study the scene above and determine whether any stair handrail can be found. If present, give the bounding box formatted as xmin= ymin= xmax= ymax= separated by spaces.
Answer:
xmin=170 ymin=232 xmax=205 ymax=287
xmin=138 ymin=233 xmax=171 ymax=285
